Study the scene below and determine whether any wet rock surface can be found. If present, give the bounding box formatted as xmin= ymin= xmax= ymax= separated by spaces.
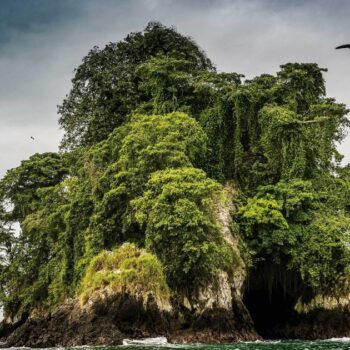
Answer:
xmin=3 ymin=288 xmax=350 ymax=346
xmin=0 ymin=292 xmax=258 ymax=347
xmin=271 ymin=306 xmax=350 ymax=340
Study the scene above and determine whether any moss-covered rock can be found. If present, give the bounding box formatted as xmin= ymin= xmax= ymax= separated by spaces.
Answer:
xmin=79 ymin=243 xmax=171 ymax=311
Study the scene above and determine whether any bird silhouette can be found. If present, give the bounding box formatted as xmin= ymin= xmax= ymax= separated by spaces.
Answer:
xmin=336 ymin=44 xmax=350 ymax=49
xmin=30 ymin=136 xmax=35 ymax=140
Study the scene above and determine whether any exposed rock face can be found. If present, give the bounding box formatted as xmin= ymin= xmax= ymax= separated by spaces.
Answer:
xmin=1 ymin=293 xmax=170 ymax=348
xmin=214 ymin=182 xmax=246 ymax=297
xmin=0 ymin=290 xmax=258 ymax=347
xmin=272 ymin=306 xmax=350 ymax=340
xmin=193 ymin=182 xmax=248 ymax=312
xmin=197 ymin=270 xmax=233 ymax=310
xmin=169 ymin=182 xmax=257 ymax=343
xmin=261 ymin=295 xmax=350 ymax=339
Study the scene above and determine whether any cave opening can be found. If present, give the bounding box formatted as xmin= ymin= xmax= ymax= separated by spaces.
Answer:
xmin=243 ymin=264 xmax=302 ymax=338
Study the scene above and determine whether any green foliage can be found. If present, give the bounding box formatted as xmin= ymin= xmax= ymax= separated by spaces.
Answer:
xmin=259 ymin=106 xmax=307 ymax=180
xmin=0 ymin=207 xmax=15 ymax=304
xmin=1 ymin=179 xmax=77 ymax=314
xmin=277 ymin=63 xmax=327 ymax=113
xmin=0 ymin=152 xmax=68 ymax=221
xmin=239 ymin=197 xmax=288 ymax=230
xmin=80 ymin=242 xmax=170 ymax=305
xmin=289 ymin=214 xmax=350 ymax=292
xmin=136 ymin=55 xmax=196 ymax=114
xmin=132 ymin=167 xmax=238 ymax=290
xmin=0 ymin=111 xmax=210 ymax=315
xmin=85 ymin=112 xmax=207 ymax=253
xmin=58 ymin=22 xmax=213 ymax=150
xmin=238 ymin=180 xmax=350 ymax=293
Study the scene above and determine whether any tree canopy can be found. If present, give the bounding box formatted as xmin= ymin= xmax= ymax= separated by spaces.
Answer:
xmin=58 ymin=22 xmax=213 ymax=150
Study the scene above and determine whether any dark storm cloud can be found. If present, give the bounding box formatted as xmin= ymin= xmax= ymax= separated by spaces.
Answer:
xmin=0 ymin=0 xmax=82 ymax=47
xmin=1 ymin=0 xmax=350 ymax=178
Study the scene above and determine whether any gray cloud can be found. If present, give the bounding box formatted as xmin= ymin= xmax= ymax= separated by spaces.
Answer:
xmin=1 ymin=0 xmax=350 ymax=178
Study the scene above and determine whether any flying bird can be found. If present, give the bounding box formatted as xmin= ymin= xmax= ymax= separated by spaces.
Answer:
xmin=30 ymin=136 xmax=35 ymax=140
xmin=336 ymin=44 xmax=350 ymax=49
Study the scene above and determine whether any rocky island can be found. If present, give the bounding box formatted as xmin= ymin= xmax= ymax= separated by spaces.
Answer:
xmin=1 ymin=22 xmax=350 ymax=347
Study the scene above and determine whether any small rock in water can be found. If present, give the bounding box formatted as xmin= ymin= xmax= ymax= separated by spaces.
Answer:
xmin=122 ymin=336 xmax=168 ymax=346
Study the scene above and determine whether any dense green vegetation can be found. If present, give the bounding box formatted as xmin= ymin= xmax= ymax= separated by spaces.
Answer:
xmin=1 ymin=22 xmax=350 ymax=318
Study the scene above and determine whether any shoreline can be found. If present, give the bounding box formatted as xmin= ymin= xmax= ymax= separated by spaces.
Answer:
xmin=2 ymin=298 xmax=350 ymax=348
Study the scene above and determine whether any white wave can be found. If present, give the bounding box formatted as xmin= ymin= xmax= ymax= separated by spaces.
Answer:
xmin=122 ymin=336 xmax=168 ymax=346
xmin=0 ymin=347 xmax=31 ymax=350
xmin=240 ymin=339 xmax=281 ymax=344
xmin=324 ymin=337 xmax=350 ymax=342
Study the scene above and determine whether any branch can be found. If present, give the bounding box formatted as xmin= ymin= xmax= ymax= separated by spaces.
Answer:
xmin=297 ymin=116 xmax=330 ymax=124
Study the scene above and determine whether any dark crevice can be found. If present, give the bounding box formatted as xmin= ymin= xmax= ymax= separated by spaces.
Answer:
xmin=243 ymin=264 xmax=300 ymax=338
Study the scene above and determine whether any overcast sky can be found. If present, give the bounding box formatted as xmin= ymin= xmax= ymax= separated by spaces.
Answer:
xmin=1 ymin=0 xmax=350 ymax=177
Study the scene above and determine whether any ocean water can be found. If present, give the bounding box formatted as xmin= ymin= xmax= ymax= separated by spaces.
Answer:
xmin=3 ymin=339 xmax=350 ymax=350
xmin=96 ymin=340 xmax=350 ymax=350
xmin=116 ymin=340 xmax=350 ymax=350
